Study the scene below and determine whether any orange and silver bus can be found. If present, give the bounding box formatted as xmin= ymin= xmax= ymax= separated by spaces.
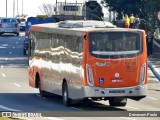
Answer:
xmin=28 ymin=20 xmax=148 ymax=106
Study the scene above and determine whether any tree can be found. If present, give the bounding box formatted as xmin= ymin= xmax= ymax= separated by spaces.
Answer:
xmin=102 ymin=0 xmax=160 ymax=30
xmin=39 ymin=4 xmax=55 ymax=16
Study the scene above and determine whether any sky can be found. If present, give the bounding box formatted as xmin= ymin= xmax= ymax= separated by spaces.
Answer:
xmin=0 ymin=0 xmax=108 ymax=17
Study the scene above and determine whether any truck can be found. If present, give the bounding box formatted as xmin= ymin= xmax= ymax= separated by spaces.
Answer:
xmin=23 ymin=16 xmax=55 ymax=55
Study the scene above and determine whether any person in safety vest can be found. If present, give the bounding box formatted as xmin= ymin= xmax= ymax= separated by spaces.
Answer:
xmin=130 ymin=14 xmax=134 ymax=28
xmin=124 ymin=14 xmax=130 ymax=28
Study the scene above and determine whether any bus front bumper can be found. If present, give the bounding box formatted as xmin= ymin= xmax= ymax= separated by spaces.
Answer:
xmin=82 ymin=85 xmax=147 ymax=99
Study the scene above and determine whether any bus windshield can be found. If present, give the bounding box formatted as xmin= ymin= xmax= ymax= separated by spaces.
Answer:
xmin=89 ymin=32 xmax=142 ymax=58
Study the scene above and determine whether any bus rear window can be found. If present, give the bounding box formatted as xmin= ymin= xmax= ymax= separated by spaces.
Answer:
xmin=89 ymin=32 xmax=142 ymax=58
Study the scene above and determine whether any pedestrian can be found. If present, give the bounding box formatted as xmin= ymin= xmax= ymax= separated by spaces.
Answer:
xmin=129 ymin=14 xmax=134 ymax=28
xmin=124 ymin=14 xmax=130 ymax=28
xmin=134 ymin=15 xmax=140 ymax=29
xmin=146 ymin=30 xmax=154 ymax=56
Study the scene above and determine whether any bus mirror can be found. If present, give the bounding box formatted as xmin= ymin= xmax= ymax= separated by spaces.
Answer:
xmin=84 ymin=35 xmax=87 ymax=40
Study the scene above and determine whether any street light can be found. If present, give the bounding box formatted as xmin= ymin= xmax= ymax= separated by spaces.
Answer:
xmin=22 ymin=0 xmax=23 ymax=15
xmin=6 ymin=0 xmax=7 ymax=17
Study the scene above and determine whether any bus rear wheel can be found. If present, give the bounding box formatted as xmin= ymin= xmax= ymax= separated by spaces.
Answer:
xmin=109 ymin=97 xmax=127 ymax=106
xmin=38 ymin=80 xmax=47 ymax=97
xmin=62 ymin=82 xmax=71 ymax=106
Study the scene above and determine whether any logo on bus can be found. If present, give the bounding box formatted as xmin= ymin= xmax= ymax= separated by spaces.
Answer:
xmin=115 ymin=73 xmax=119 ymax=77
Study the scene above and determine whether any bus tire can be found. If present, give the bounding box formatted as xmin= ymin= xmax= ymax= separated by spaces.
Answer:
xmin=38 ymin=79 xmax=47 ymax=97
xmin=62 ymin=82 xmax=71 ymax=106
xmin=109 ymin=97 xmax=127 ymax=106
xmin=23 ymin=49 xmax=26 ymax=55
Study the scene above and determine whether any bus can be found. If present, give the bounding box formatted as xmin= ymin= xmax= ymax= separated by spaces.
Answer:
xmin=28 ymin=20 xmax=148 ymax=106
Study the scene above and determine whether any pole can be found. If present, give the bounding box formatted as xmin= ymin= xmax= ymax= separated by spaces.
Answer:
xmin=17 ymin=0 xmax=18 ymax=15
xmin=22 ymin=0 xmax=23 ymax=15
xmin=13 ymin=0 xmax=15 ymax=17
xmin=6 ymin=0 xmax=7 ymax=17
xmin=84 ymin=1 xmax=86 ymax=20
xmin=56 ymin=0 xmax=57 ymax=15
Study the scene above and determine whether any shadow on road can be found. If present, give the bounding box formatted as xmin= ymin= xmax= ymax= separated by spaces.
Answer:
xmin=0 ymin=93 xmax=127 ymax=113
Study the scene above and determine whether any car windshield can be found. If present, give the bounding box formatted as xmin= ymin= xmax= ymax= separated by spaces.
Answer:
xmin=1 ymin=19 xmax=16 ymax=23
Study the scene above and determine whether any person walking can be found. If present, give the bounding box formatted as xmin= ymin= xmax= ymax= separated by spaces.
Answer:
xmin=134 ymin=15 xmax=140 ymax=29
xmin=146 ymin=30 xmax=154 ymax=56
xmin=129 ymin=14 xmax=134 ymax=28
xmin=124 ymin=14 xmax=130 ymax=28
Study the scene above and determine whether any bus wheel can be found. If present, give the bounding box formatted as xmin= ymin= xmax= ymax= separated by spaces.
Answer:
xmin=109 ymin=97 xmax=127 ymax=106
xmin=62 ymin=82 xmax=71 ymax=106
xmin=38 ymin=80 xmax=47 ymax=97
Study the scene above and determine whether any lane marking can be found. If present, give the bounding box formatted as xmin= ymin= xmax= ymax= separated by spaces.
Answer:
xmin=14 ymin=83 xmax=21 ymax=87
xmin=120 ymin=117 xmax=137 ymax=120
xmin=147 ymin=96 xmax=158 ymax=101
xmin=126 ymin=106 xmax=141 ymax=110
xmin=70 ymin=107 xmax=83 ymax=111
xmin=9 ymin=52 xmax=12 ymax=54
xmin=5 ymin=58 xmax=8 ymax=61
xmin=2 ymin=73 xmax=6 ymax=77
xmin=0 ymin=105 xmax=20 ymax=111
xmin=0 ymin=46 xmax=6 ymax=48
xmin=16 ymin=42 xmax=19 ymax=44
xmin=13 ymin=46 xmax=15 ymax=49
xmin=0 ymin=66 xmax=4 ymax=68
xmin=2 ymin=44 xmax=8 ymax=46
xmin=44 ymin=117 xmax=64 ymax=120
xmin=19 ymin=38 xmax=21 ymax=40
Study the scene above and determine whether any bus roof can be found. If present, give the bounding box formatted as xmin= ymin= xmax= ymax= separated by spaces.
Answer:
xmin=30 ymin=20 xmax=145 ymax=36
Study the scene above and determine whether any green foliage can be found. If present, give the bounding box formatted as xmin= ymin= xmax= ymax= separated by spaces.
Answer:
xmin=102 ymin=0 xmax=160 ymax=30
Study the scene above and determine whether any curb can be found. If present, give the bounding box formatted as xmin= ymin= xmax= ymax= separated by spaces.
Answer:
xmin=148 ymin=40 xmax=160 ymax=81
xmin=148 ymin=61 xmax=160 ymax=81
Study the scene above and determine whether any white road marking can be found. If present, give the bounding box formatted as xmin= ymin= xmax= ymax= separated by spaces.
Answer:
xmin=0 ymin=105 xmax=20 ymax=111
xmin=14 ymin=83 xmax=21 ymax=87
xmin=0 ymin=46 xmax=6 ymax=48
xmin=44 ymin=117 xmax=64 ymax=120
xmin=13 ymin=46 xmax=15 ymax=49
xmin=9 ymin=52 xmax=12 ymax=54
xmin=120 ymin=117 xmax=137 ymax=120
xmin=0 ymin=66 xmax=4 ymax=68
xmin=16 ymin=42 xmax=19 ymax=44
xmin=147 ymin=96 xmax=158 ymax=101
xmin=2 ymin=44 xmax=8 ymax=46
xmin=5 ymin=58 xmax=8 ymax=61
xmin=2 ymin=73 xmax=6 ymax=77
xmin=126 ymin=106 xmax=141 ymax=110
xmin=19 ymin=38 xmax=21 ymax=40
xmin=70 ymin=107 xmax=83 ymax=111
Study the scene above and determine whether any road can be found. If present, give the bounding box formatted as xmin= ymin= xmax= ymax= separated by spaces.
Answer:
xmin=0 ymin=33 xmax=160 ymax=120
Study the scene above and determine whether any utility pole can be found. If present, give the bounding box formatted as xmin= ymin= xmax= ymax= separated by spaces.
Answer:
xmin=22 ymin=0 xmax=23 ymax=15
xmin=13 ymin=0 xmax=15 ymax=17
xmin=17 ymin=0 xmax=19 ymax=15
xmin=6 ymin=0 xmax=7 ymax=17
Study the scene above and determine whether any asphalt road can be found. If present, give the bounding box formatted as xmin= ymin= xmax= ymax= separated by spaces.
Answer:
xmin=0 ymin=33 xmax=159 ymax=120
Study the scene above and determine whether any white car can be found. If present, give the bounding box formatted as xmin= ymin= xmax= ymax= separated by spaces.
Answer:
xmin=19 ymin=18 xmax=26 ymax=31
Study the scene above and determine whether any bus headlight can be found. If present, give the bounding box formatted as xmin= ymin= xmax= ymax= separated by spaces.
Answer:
xmin=86 ymin=64 xmax=94 ymax=86
xmin=139 ymin=63 xmax=146 ymax=85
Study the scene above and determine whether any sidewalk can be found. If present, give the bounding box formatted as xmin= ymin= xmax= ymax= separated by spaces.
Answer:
xmin=148 ymin=40 xmax=160 ymax=81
